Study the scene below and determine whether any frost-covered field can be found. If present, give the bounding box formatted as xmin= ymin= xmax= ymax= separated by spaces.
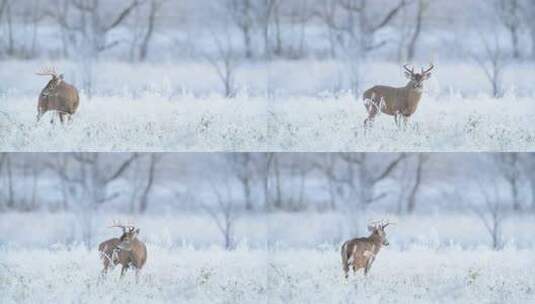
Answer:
xmin=2 ymin=212 xmax=535 ymax=303
xmin=267 ymin=93 xmax=535 ymax=152
xmin=0 ymin=93 xmax=268 ymax=151
xmin=2 ymin=245 xmax=534 ymax=303
xmin=2 ymin=91 xmax=535 ymax=151
xmin=1 ymin=60 xmax=535 ymax=151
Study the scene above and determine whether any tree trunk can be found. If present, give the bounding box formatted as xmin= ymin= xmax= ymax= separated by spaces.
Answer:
xmin=139 ymin=0 xmax=159 ymax=61
xmin=511 ymin=176 xmax=520 ymax=210
xmin=6 ymin=0 xmax=14 ymax=56
xmin=273 ymin=156 xmax=282 ymax=209
xmin=407 ymin=0 xmax=427 ymax=62
xmin=242 ymin=177 xmax=252 ymax=210
xmin=139 ymin=155 xmax=158 ymax=213
xmin=407 ymin=155 xmax=425 ymax=213
xmin=6 ymin=156 xmax=14 ymax=209
xmin=510 ymin=25 xmax=520 ymax=59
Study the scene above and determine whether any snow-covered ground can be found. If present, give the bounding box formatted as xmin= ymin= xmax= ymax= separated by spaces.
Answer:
xmin=1 ymin=60 xmax=535 ymax=151
xmin=2 ymin=212 xmax=535 ymax=303
xmin=1 ymin=91 xmax=534 ymax=151
xmin=2 ymin=244 xmax=534 ymax=303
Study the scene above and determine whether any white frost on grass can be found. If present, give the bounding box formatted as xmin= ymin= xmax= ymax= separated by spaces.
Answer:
xmin=1 ymin=60 xmax=535 ymax=151
xmin=1 ymin=91 xmax=534 ymax=151
xmin=1 ymin=245 xmax=534 ymax=303
xmin=267 ymin=92 xmax=535 ymax=152
xmin=0 ymin=92 xmax=268 ymax=152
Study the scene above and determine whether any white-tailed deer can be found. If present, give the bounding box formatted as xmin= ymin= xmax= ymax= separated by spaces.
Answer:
xmin=341 ymin=220 xmax=392 ymax=278
xmin=98 ymin=221 xmax=147 ymax=280
xmin=36 ymin=67 xmax=79 ymax=123
xmin=363 ymin=64 xmax=434 ymax=127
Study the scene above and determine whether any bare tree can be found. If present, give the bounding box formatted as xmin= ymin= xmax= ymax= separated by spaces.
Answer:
xmin=315 ymin=0 xmax=340 ymax=58
xmin=0 ymin=0 xmax=14 ymax=57
xmin=334 ymin=153 xmax=406 ymax=208
xmin=138 ymin=0 xmax=165 ymax=61
xmin=470 ymin=179 xmax=508 ymax=250
xmin=0 ymin=153 xmax=15 ymax=209
xmin=313 ymin=154 xmax=340 ymax=210
xmin=46 ymin=0 xmax=142 ymax=57
xmin=258 ymin=152 xmax=274 ymax=211
xmin=226 ymin=153 xmax=256 ymax=211
xmin=406 ymin=153 xmax=428 ymax=213
xmin=204 ymin=29 xmax=241 ymax=97
xmin=277 ymin=154 xmax=313 ymax=211
xmin=494 ymin=153 xmax=523 ymax=211
xmin=490 ymin=0 xmax=522 ymax=59
xmin=471 ymin=29 xmax=510 ymax=97
xmin=47 ymin=153 xmax=139 ymax=208
xmin=522 ymin=0 xmax=535 ymax=59
xmin=329 ymin=0 xmax=409 ymax=55
xmin=46 ymin=153 xmax=138 ymax=248
xmin=406 ymin=0 xmax=429 ymax=61
xmin=522 ymin=154 xmax=535 ymax=210
xmin=226 ymin=0 xmax=254 ymax=58
xmin=202 ymin=179 xmax=239 ymax=250
xmin=255 ymin=0 xmax=277 ymax=58
xmin=138 ymin=153 xmax=161 ymax=213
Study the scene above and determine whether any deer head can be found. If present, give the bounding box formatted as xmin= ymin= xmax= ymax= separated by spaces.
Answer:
xmin=403 ymin=64 xmax=433 ymax=90
xmin=36 ymin=67 xmax=64 ymax=94
xmin=367 ymin=219 xmax=393 ymax=246
xmin=110 ymin=220 xmax=140 ymax=251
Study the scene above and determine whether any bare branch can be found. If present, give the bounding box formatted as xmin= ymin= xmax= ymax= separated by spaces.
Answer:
xmin=104 ymin=0 xmax=142 ymax=32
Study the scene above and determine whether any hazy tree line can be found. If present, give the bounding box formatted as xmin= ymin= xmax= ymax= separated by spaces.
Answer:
xmin=1 ymin=152 xmax=535 ymax=214
xmin=1 ymin=0 xmax=535 ymax=62
xmin=2 ymin=152 xmax=535 ymax=249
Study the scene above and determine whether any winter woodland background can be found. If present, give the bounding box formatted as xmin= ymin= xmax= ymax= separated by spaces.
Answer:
xmin=2 ymin=152 xmax=535 ymax=303
xmin=0 ymin=0 xmax=535 ymax=150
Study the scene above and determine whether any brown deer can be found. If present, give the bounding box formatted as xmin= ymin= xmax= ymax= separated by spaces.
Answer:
xmin=363 ymin=64 xmax=434 ymax=128
xmin=36 ymin=67 xmax=80 ymax=123
xmin=341 ymin=220 xmax=392 ymax=278
xmin=98 ymin=221 xmax=148 ymax=280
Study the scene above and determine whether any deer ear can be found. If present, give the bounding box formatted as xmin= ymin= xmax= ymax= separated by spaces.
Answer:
xmin=135 ymin=228 xmax=140 ymax=234
xmin=404 ymin=71 xmax=412 ymax=79
xmin=367 ymin=225 xmax=374 ymax=232
xmin=424 ymin=72 xmax=432 ymax=79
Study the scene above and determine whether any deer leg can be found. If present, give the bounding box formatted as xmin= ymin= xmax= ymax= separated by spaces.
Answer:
xmin=343 ymin=260 xmax=350 ymax=279
xmin=402 ymin=115 xmax=409 ymax=129
xmin=364 ymin=106 xmax=377 ymax=129
xmin=364 ymin=256 xmax=375 ymax=276
xmin=36 ymin=110 xmax=44 ymax=122
xmin=394 ymin=112 xmax=402 ymax=128
xmin=120 ymin=265 xmax=129 ymax=278
xmin=59 ymin=112 xmax=65 ymax=124
xmin=135 ymin=269 xmax=141 ymax=283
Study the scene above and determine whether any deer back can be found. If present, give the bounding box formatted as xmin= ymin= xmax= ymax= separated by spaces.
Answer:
xmin=344 ymin=235 xmax=384 ymax=265
xmin=98 ymin=238 xmax=121 ymax=262
xmin=115 ymin=238 xmax=147 ymax=269
xmin=128 ymin=239 xmax=148 ymax=269
xmin=364 ymin=85 xmax=411 ymax=115
xmin=39 ymin=81 xmax=80 ymax=114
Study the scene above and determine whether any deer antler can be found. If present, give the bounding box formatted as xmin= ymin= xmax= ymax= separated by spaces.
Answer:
xmin=36 ymin=66 xmax=59 ymax=78
xmin=109 ymin=220 xmax=136 ymax=233
xmin=368 ymin=219 xmax=395 ymax=230
xmin=403 ymin=64 xmax=414 ymax=75
xmin=421 ymin=63 xmax=434 ymax=74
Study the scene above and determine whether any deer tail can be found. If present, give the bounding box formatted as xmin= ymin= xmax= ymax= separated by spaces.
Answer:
xmin=341 ymin=242 xmax=350 ymax=273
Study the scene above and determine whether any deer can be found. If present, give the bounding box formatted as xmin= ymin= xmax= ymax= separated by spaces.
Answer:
xmin=341 ymin=220 xmax=392 ymax=278
xmin=363 ymin=64 xmax=434 ymax=128
xmin=36 ymin=67 xmax=80 ymax=124
xmin=98 ymin=221 xmax=148 ymax=280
